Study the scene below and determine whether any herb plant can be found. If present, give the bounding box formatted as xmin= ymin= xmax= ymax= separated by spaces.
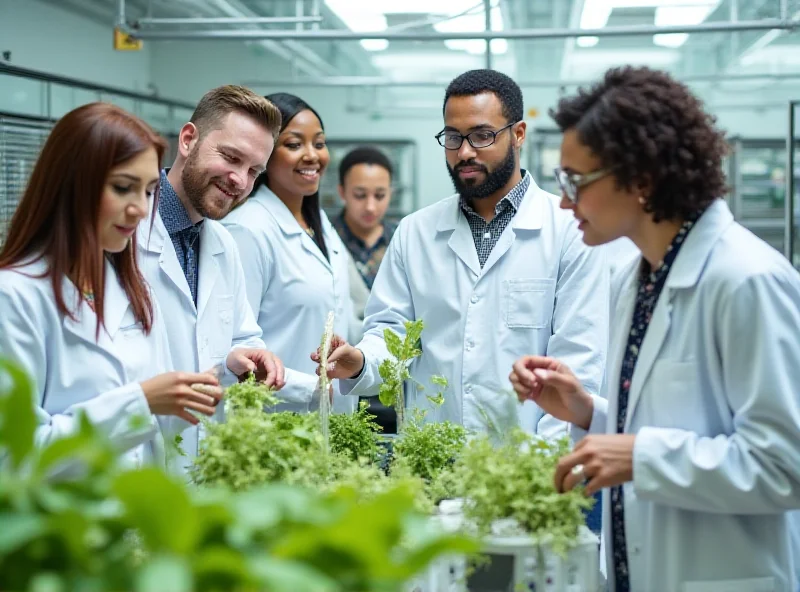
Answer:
xmin=378 ymin=319 xmax=424 ymax=431
xmin=223 ymin=372 xmax=278 ymax=414
xmin=444 ymin=429 xmax=595 ymax=555
xmin=328 ymin=400 xmax=383 ymax=463
xmin=391 ymin=408 xmax=467 ymax=484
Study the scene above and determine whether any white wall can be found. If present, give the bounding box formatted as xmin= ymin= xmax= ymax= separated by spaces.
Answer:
xmin=0 ymin=0 xmax=153 ymax=118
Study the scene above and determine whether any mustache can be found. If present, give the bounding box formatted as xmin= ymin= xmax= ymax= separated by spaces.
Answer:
xmin=454 ymin=160 xmax=487 ymax=173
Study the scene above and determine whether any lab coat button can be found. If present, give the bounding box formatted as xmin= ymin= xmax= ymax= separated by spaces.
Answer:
xmin=470 ymin=295 xmax=479 ymax=304
xmin=464 ymin=384 xmax=473 ymax=394
xmin=465 ymin=340 xmax=474 ymax=350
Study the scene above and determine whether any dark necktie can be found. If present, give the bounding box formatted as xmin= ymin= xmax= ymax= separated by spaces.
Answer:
xmin=178 ymin=224 xmax=201 ymax=304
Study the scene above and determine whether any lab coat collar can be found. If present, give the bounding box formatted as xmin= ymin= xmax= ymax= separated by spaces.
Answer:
xmin=250 ymin=186 xmax=305 ymax=237
xmin=62 ymin=258 xmax=131 ymax=350
xmin=251 ymin=185 xmax=335 ymax=271
xmin=665 ymin=199 xmax=734 ymax=290
xmin=622 ymin=199 xmax=732 ymax=430
xmin=435 ymin=171 xmax=544 ymax=232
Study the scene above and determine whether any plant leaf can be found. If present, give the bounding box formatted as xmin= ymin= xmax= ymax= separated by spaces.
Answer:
xmin=0 ymin=359 xmax=37 ymax=468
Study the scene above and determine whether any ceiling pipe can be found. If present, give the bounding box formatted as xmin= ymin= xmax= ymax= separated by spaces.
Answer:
xmin=128 ymin=18 xmax=798 ymax=41
xmin=242 ymin=72 xmax=800 ymax=88
xmin=135 ymin=16 xmax=323 ymax=26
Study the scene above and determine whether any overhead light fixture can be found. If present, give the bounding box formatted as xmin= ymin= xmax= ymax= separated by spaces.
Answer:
xmin=361 ymin=39 xmax=389 ymax=51
xmin=577 ymin=36 xmax=599 ymax=47
xmin=579 ymin=0 xmax=719 ymax=47
xmin=326 ymin=0 xmax=505 ymax=55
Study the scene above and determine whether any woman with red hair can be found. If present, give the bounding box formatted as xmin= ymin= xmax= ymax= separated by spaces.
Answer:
xmin=0 ymin=102 xmax=221 ymax=471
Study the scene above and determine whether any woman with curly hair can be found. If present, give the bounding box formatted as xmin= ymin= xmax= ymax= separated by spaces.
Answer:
xmin=510 ymin=66 xmax=800 ymax=591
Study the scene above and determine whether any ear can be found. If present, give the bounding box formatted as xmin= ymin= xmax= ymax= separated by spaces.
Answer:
xmin=177 ymin=123 xmax=200 ymax=159
xmin=513 ymin=120 xmax=527 ymax=149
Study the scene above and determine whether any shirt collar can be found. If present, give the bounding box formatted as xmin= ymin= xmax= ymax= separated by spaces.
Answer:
xmin=459 ymin=169 xmax=531 ymax=217
xmin=158 ymin=169 xmax=201 ymax=235
xmin=335 ymin=209 xmax=392 ymax=250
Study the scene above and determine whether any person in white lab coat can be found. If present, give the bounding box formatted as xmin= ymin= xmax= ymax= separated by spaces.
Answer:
xmin=222 ymin=93 xmax=355 ymax=414
xmin=137 ymin=85 xmax=290 ymax=468
xmin=331 ymin=146 xmax=399 ymax=431
xmin=511 ymin=66 xmax=800 ymax=592
xmin=322 ymin=69 xmax=609 ymax=435
xmin=0 ymin=103 xmax=222 ymax=472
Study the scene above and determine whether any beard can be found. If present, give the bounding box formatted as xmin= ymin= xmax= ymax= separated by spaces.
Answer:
xmin=181 ymin=147 xmax=238 ymax=221
xmin=447 ymin=142 xmax=516 ymax=200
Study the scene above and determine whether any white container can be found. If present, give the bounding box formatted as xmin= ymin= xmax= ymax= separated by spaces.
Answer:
xmin=408 ymin=500 xmax=601 ymax=592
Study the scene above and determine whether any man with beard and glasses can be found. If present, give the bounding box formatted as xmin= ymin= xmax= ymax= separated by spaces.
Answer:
xmin=320 ymin=69 xmax=609 ymax=437
xmin=137 ymin=85 xmax=297 ymax=474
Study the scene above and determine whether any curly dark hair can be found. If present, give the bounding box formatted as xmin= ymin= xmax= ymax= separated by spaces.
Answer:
xmin=444 ymin=69 xmax=523 ymax=124
xmin=338 ymin=146 xmax=393 ymax=185
xmin=550 ymin=66 xmax=728 ymax=222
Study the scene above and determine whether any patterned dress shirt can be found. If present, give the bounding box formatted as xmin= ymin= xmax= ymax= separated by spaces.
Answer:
xmin=611 ymin=215 xmax=699 ymax=591
xmin=158 ymin=170 xmax=204 ymax=304
xmin=459 ymin=171 xmax=531 ymax=267
xmin=332 ymin=213 xmax=397 ymax=290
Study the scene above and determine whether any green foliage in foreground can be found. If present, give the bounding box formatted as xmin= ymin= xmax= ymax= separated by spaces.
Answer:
xmin=0 ymin=359 xmax=476 ymax=592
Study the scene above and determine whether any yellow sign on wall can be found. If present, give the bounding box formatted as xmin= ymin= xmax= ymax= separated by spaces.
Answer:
xmin=113 ymin=27 xmax=143 ymax=51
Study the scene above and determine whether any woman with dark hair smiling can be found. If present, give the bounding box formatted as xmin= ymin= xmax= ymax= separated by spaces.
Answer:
xmin=222 ymin=93 xmax=354 ymax=413
xmin=0 ymin=102 xmax=222 ymax=472
xmin=510 ymin=66 xmax=800 ymax=591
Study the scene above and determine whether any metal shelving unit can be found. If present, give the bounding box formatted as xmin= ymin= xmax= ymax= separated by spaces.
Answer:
xmin=0 ymin=113 xmax=54 ymax=245
xmin=527 ymin=127 xmax=562 ymax=196
xmin=726 ymin=136 xmax=800 ymax=257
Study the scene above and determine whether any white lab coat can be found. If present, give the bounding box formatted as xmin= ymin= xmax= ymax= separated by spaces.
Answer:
xmin=221 ymin=186 xmax=356 ymax=414
xmin=137 ymin=211 xmax=268 ymax=469
xmin=341 ymin=174 xmax=609 ymax=435
xmin=576 ymin=199 xmax=800 ymax=591
xmin=0 ymin=258 xmax=170 ymax=471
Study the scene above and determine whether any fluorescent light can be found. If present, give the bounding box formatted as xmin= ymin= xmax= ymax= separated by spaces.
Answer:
xmin=579 ymin=1 xmax=719 ymax=48
xmin=653 ymin=33 xmax=688 ymax=47
xmin=361 ymin=39 xmax=389 ymax=51
xmin=577 ymin=36 xmax=599 ymax=47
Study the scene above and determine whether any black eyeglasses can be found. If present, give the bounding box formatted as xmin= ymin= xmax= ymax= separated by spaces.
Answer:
xmin=554 ymin=166 xmax=613 ymax=203
xmin=435 ymin=121 xmax=518 ymax=150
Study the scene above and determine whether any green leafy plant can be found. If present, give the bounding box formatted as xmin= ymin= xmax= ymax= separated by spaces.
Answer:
xmin=224 ymin=372 xmax=278 ymax=414
xmin=0 ymin=358 xmax=477 ymax=592
xmin=378 ymin=319 xmax=424 ymax=431
xmin=328 ymin=400 xmax=383 ymax=463
xmin=442 ymin=429 xmax=595 ymax=555
xmin=190 ymin=410 xmax=323 ymax=491
xmin=391 ymin=408 xmax=467 ymax=485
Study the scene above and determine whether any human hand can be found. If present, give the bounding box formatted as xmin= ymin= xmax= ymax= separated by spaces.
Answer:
xmin=140 ymin=371 xmax=223 ymax=425
xmin=554 ymin=434 xmax=636 ymax=496
xmin=311 ymin=335 xmax=364 ymax=380
xmin=227 ymin=348 xmax=286 ymax=389
xmin=509 ymin=355 xmax=593 ymax=430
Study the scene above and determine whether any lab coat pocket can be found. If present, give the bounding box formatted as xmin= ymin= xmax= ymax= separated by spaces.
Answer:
xmin=503 ymin=278 xmax=555 ymax=329
xmin=211 ymin=295 xmax=235 ymax=357
xmin=681 ymin=576 xmax=775 ymax=592
xmin=649 ymin=359 xmax=703 ymax=429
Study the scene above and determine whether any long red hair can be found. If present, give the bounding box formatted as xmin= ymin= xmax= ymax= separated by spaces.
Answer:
xmin=0 ymin=102 xmax=167 ymax=335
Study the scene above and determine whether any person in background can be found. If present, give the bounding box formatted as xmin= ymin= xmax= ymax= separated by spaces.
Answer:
xmin=222 ymin=92 xmax=355 ymax=414
xmin=332 ymin=146 xmax=398 ymax=432
xmin=137 ymin=85 xmax=288 ymax=472
xmin=321 ymin=69 xmax=609 ymax=436
xmin=510 ymin=66 xmax=800 ymax=592
xmin=0 ymin=103 xmax=222 ymax=473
